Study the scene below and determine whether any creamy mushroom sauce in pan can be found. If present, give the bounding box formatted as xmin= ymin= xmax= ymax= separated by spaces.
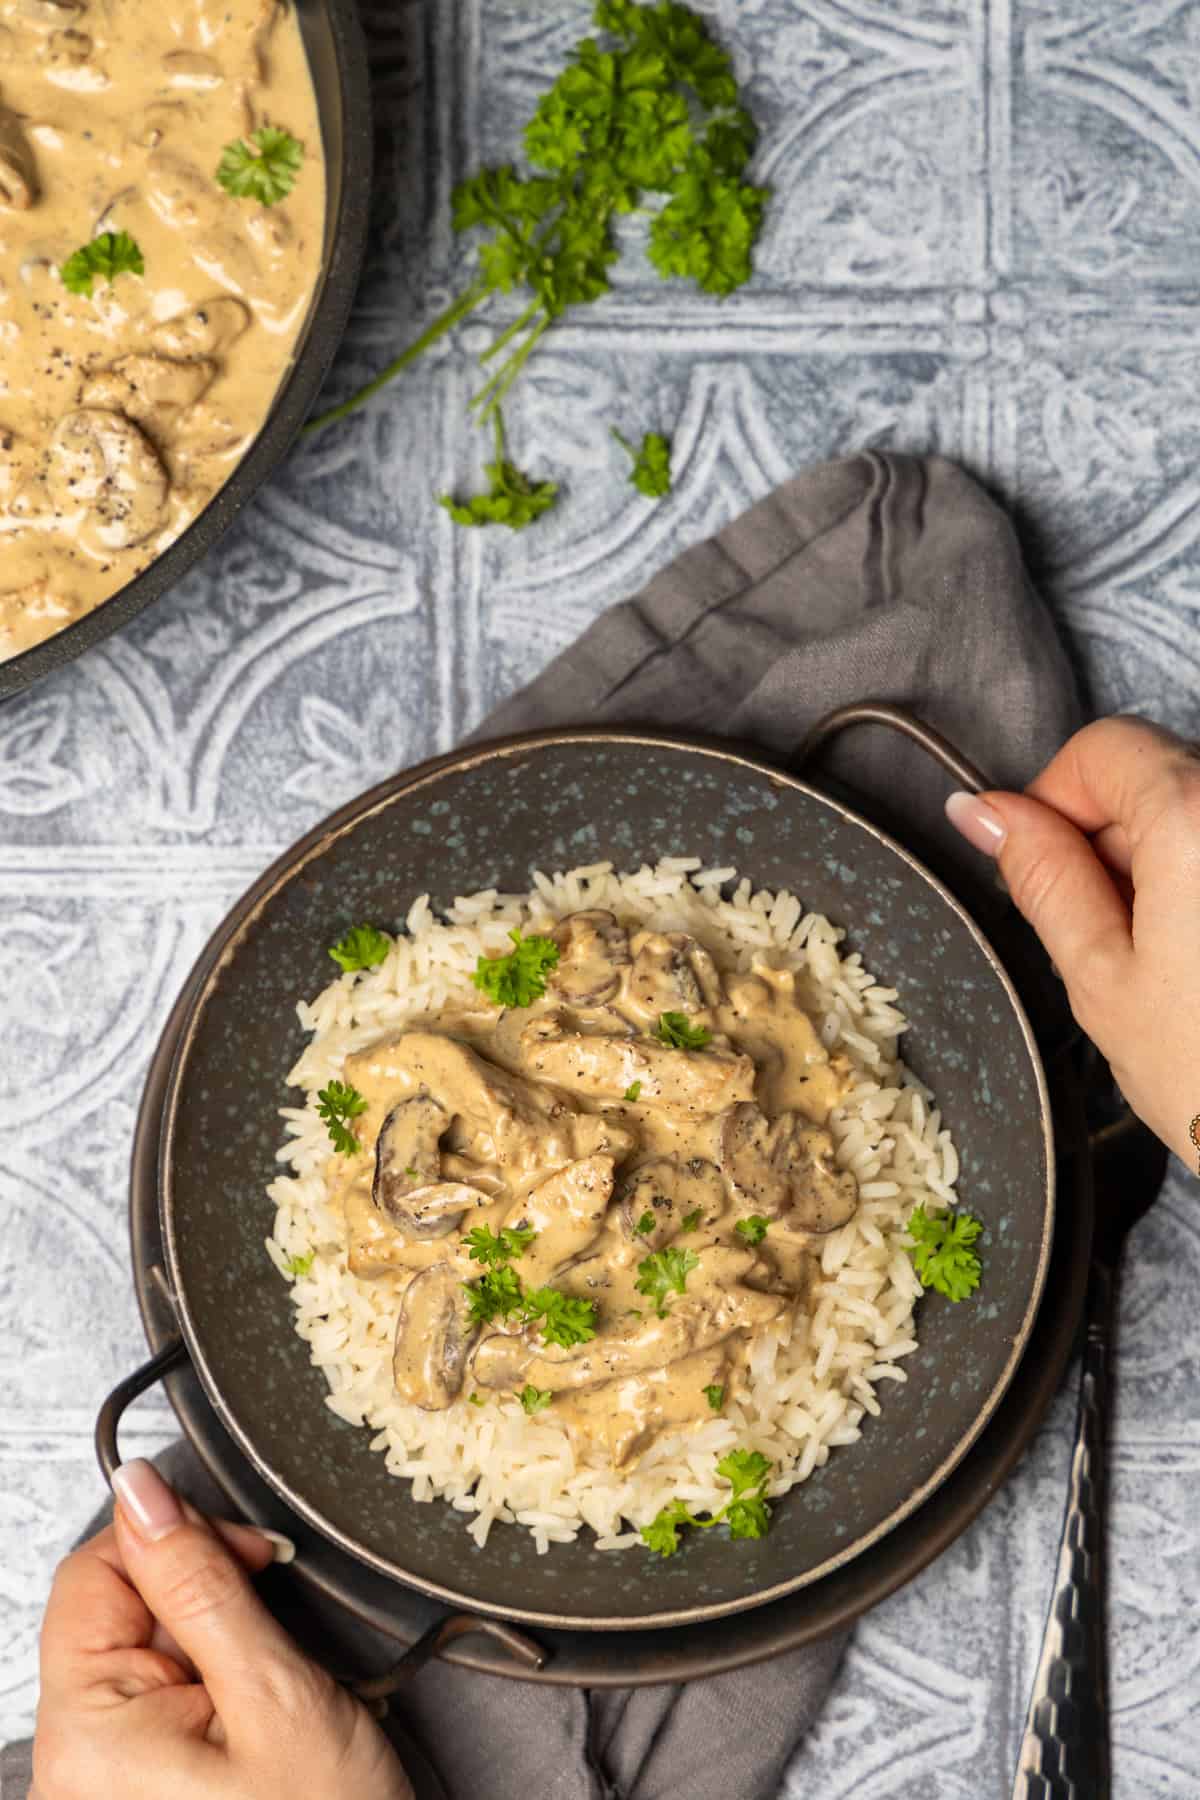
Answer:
xmin=0 ymin=0 xmax=324 ymax=660
xmin=333 ymin=911 xmax=862 ymax=1470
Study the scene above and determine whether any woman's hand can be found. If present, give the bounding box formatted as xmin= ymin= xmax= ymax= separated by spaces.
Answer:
xmin=31 ymin=1460 xmax=413 ymax=1800
xmin=945 ymin=714 xmax=1200 ymax=1169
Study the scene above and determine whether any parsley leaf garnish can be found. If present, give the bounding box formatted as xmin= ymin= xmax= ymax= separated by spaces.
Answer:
xmin=623 ymin=1081 xmax=643 ymax=1102
xmin=704 ymin=1383 xmax=724 ymax=1412
xmin=522 ymin=1286 xmax=598 ymax=1348
xmin=316 ymin=1080 xmax=368 ymax=1157
xmin=439 ymin=413 xmax=558 ymax=530
xmin=679 ymin=1208 xmax=702 ymax=1233
xmin=656 ymin=1011 xmax=712 ymax=1050
xmin=468 ymin=1392 xmax=486 ymax=1407
xmin=640 ymin=1448 xmax=773 ymax=1556
xmin=612 ymin=428 xmax=672 ymax=499
xmin=634 ymin=1209 xmax=656 ymax=1237
xmin=281 ymin=1250 xmax=313 ymax=1278
xmin=472 ymin=926 xmax=560 ymax=1008
xmin=465 ymin=1224 xmax=537 ymax=1268
xmin=735 ymin=1215 xmax=769 ymax=1246
xmin=636 ymin=1246 xmax=699 ymax=1316
xmin=328 ymin=923 xmax=391 ymax=972
xmin=464 ymin=1265 xmax=526 ymax=1328
xmin=60 ymin=231 xmax=145 ymax=297
xmin=303 ymin=0 xmax=770 ymax=519
xmin=519 ymin=1384 xmax=554 ymax=1414
xmin=216 ymin=126 xmax=304 ymax=206
xmin=641 ymin=1497 xmax=693 ymax=1557
xmin=904 ymin=1205 xmax=983 ymax=1302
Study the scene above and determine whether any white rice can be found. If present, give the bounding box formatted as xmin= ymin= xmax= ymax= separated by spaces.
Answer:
xmin=265 ymin=860 xmax=960 ymax=1555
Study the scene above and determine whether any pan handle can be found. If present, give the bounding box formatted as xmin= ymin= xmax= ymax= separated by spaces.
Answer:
xmin=95 ymin=1335 xmax=189 ymax=1484
xmin=93 ymin=1339 xmax=549 ymax=1691
xmin=794 ymin=701 xmax=994 ymax=794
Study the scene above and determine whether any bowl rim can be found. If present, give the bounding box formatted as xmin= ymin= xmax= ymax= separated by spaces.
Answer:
xmin=0 ymin=0 xmax=373 ymax=702
xmin=158 ymin=726 xmax=1056 ymax=1631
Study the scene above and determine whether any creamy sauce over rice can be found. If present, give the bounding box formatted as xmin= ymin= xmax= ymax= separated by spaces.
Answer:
xmin=0 ymin=0 xmax=324 ymax=659
xmin=332 ymin=912 xmax=860 ymax=1470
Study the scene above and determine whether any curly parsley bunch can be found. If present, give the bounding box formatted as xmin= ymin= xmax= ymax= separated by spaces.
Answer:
xmin=305 ymin=2 xmax=769 ymax=526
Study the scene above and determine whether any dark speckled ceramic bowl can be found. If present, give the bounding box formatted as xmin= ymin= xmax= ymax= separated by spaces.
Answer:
xmin=157 ymin=729 xmax=1053 ymax=1631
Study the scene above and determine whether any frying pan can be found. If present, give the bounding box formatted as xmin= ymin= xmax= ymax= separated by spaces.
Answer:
xmin=0 ymin=0 xmax=372 ymax=701
xmin=97 ymin=709 xmax=1055 ymax=1648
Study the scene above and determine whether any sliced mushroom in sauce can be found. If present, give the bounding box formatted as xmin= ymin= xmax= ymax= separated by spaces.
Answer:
xmin=373 ymin=1093 xmax=490 ymax=1238
xmin=46 ymin=408 xmax=169 ymax=554
xmin=392 ymin=1264 xmax=476 ymax=1410
xmin=548 ymin=909 xmax=630 ymax=1006
xmin=718 ymin=1103 xmax=857 ymax=1235
xmin=0 ymin=106 xmax=37 ymax=209
xmin=624 ymin=929 xmax=723 ymax=1023
xmin=617 ymin=1156 xmax=727 ymax=1250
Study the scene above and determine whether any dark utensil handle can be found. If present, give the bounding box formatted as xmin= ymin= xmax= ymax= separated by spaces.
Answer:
xmin=1012 ymin=1260 xmax=1113 ymax=1799
xmin=95 ymin=1335 xmax=189 ymax=1483
xmin=795 ymin=701 xmax=993 ymax=794
xmin=351 ymin=1613 xmax=547 ymax=1702
xmin=94 ymin=1342 xmax=549 ymax=1691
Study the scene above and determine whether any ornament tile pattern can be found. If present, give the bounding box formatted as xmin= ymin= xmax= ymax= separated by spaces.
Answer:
xmin=3 ymin=0 xmax=1200 ymax=1788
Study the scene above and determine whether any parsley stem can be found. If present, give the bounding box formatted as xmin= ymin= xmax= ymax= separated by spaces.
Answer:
xmin=468 ymin=316 xmax=550 ymax=420
xmin=478 ymin=297 xmax=542 ymax=365
xmin=303 ymin=279 xmax=493 ymax=436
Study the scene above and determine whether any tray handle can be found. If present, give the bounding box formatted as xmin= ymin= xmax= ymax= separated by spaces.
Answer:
xmin=794 ymin=701 xmax=992 ymax=794
xmin=93 ymin=1341 xmax=548 ymax=1698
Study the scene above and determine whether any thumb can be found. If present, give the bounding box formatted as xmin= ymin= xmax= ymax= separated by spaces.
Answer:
xmin=945 ymin=789 xmax=1135 ymax=1019
xmin=112 ymin=1459 xmax=322 ymax=1733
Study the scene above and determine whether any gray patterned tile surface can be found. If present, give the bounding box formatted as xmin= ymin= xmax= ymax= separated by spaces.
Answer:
xmin=3 ymin=1 xmax=1200 ymax=1792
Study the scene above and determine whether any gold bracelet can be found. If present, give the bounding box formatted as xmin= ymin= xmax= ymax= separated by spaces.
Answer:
xmin=1191 ymin=1115 xmax=1200 ymax=1173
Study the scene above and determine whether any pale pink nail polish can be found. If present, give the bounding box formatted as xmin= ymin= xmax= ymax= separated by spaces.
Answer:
xmin=258 ymin=1529 xmax=297 ymax=1564
xmin=113 ymin=1459 xmax=184 ymax=1542
xmin=945 ymin=790 xmax=1007 ymax=857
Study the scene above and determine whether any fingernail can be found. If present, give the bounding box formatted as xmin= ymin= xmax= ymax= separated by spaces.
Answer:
xmin=945 ymin=790 xmax=1007 ymax=858
xmin=113 ymin=1459 xmax=184 ymax=1543
xmin=258 ymin=1529 xmax=296 ymax=1564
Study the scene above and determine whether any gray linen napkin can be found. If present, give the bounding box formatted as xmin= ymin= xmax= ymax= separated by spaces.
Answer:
xmin=3 ymin=451 xmax=1084 ymax=1800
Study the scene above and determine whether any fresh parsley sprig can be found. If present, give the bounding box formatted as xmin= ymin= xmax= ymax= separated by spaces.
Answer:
xmin=440 ymin=409 xmax=558 ymax=531
xmin=735 ymin=1215 xmax=769 ymax=1246
xmin=641 ymin=1448 xmax=773 ymax=1556
xmin=461 ymin=1267 xmax=597 ymax=1347
xmin=904 ymin=1205 xmax=983 ymax=1302
xmin=281 ymin=1250 xmax=314 ymax=1278
xmin=472 ymin=925 xmax=560 ymax=1008
xmin=634 ymin=1209 xmax=656 ymax=1237
xmin=316 ymin=1080 xmax=368 ymax=1157
xmin=704 ymin=1383 xmax=725 ymax=1412
xmin=328 ymin=923 xmax=392 ymax=973
xmin=613 ymin=428 xmax=672 ymax=498
xmin=465 ymin=1224 xmax=537 ymax=1268
xmin=636 ymin=1246 xmax=699 ymax=1316
xmin=656 ymin=1011 xmax=712 ymax=1050
xmin=522 ymin=1286 xmax=597 ymax=1348
xmin=216 ymin=126 xmax=304 ymax=206
xmin=519 ymin=1384 xmax=553 ymax=1415
xmin=464 ymin=1264 xmax=526 ymax=1328
xmin=60 ymin=231 xmax=144 ymax=297
xmin=303 ymin=0 xmax=770 ymax=528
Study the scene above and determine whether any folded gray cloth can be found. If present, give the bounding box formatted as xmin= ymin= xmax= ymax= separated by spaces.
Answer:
xmin=2 ymin=451 xmax=1084 ymax=1800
